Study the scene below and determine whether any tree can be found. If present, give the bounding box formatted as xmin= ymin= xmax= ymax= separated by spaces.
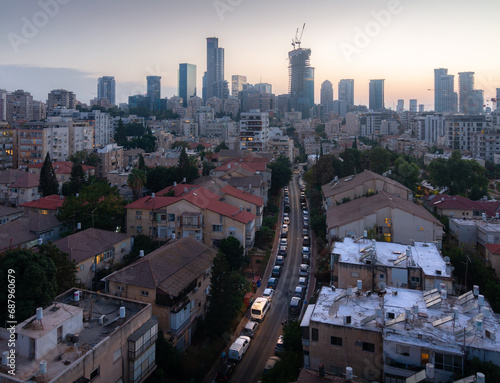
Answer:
xmin=127 ymin=168 xmax=147 ymax=201
xmin=38 ymin=243 xmax=77 ymax=294
xmin=114 ymin=118 xmax=127 ymax=145
xmin=176 ymin=146 xmax=199 ymax=183
xmin=391 ymin=157 xmax=420 ymax=191
xmin=214 ymin=141 xmax=228 ymax=152
xmin=368 ymin=147 xmax=391 ymax=175
xmin=62 ymin=162 xmax=88 ymax=196
xmin=58 ymin=180 xmax=126 ymax=231
xmin=69 ymin=150 xmax=101 ymax=167
xmin=39 ymin=152 xmax=59 ymax=196
xmin=0 ymin=249 xmax=57 ymax=324
xmin=138 ymin=153 xmax=146 ymax=171
xmin=146 ymin=166 xmax=178 ymax=193
xmin=268 ymin=156 xmax=293 ymax=194
xmin=219 ymin=236 xmax=244 ymax=271
xmin=352 ymin=136 xmax=358 ymax=149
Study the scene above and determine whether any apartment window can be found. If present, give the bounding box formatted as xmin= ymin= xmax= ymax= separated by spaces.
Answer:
xmin=167 ymin=213 xmax=175 ymax=221
xmin=212 ymin=224 xmax=223 ymax=232
xmin=421 ymin=349 xmax=429 ymax=365
xmin=117 ymin=285 xmax=124 ymax=292
xmin=103 ymin=250 xmax=113 ymax=260
xmin=362 ymin=342 xmax=375 ymax=353
xmin=140 ymin=290 xmax=149 ymax=297
xmin=113 ymin=347 xmax=122 ymax=362
xmin=90 ymin=366 xmax=100 ymax=380
xmin=396 ymin=344 xmax=410 ymax=356
xmin=411 ymin=276 xmax=420 ymax=283
xmin=435 ymin=353 xmax=463 ymax=374
xmin=311 ymin=328 xmax=319 ymax=342
xmin=330 ymin=336 xmax=342 ymax=347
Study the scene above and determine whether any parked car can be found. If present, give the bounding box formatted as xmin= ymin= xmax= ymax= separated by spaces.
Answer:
xmin=279 ymin=238 xmax=287 ymax=247
xmin=294 ymin=285 xmax=306 ymax=300
xmin=275 ymin=255 xmax=285 ymax=266
xmin=284 ymin=204 xmax=290 ymax=213
xmin=263 ymin=288 xmax=274 ymax=302
xmin=228 ymin=336 xmax=251 ymax=361
xmin=282 ymin=223 xmax=288 ymax=232
xmin=302 ymin=228 xmax=309 ymax=237
xmin=216 ymin=361 xmax=236 ymax=382
xmin=275 ymin=335 xmax=285 ymax=355
xmin=283 ymin=216 xmax=290 ymax=224
xmin=280 ymin=230 xmax=288 ymax=238
xmin=298 ymin=277 xmax=307 ymax=287
xmin=302 ymin=246 xmax=310 ymax=255
xmin=303 ymin=221 xmax=309 ymax=229
xmin=263 ymin=356 xmax=280 ymax=375
xmin=241 ymin=321 xmax=259 ymax=339
xmin=302 ymin=253 xmax=310 ymax=264
xmin=303 ymin=236 xmax=310 ymax=246
xmin=278 ymin=246 xmax=287 ymax=257
xmin=267 ymin=277 xmax=278 ymax=289
xmin=272 ymin=265 xmax=282 ymax=278
xmin=289 ymin=297 xmax=302 ymax=316
xmin=299 ymin=263 xmax=310 ymax=277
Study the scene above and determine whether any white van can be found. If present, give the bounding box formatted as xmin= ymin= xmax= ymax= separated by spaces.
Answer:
xmin=228 ymin=335 xmax=251 ymax=361
xmin=251 ymin=297 xmax=270 ymax=322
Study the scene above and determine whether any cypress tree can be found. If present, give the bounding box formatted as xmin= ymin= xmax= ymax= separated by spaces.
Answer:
xmin=39 ymin=152 xmax=59 ymax=196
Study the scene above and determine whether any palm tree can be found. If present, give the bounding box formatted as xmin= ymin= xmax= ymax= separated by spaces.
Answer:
xmin=127 ymin=168 xmax=146 ymax=201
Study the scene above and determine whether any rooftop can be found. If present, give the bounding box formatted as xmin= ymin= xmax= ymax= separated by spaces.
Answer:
xmin=20 ymin=194 xmax=65 ymax=210
xmin=333 ymin=237 xmax=450 ymax=278
xmin=10 ymin=172 xmax=39 ymax=188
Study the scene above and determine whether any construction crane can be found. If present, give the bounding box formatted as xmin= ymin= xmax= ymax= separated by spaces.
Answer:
xmin=295 ymin=23 xmax=306 ymax=49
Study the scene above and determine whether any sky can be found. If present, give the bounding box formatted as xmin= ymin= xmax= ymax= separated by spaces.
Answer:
xmin=1 ymin=0 xmax=500 ymax=110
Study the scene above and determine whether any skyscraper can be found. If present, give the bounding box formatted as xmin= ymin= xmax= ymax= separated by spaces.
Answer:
xmin=179 ymin=64 xmax=197 ymax=106
xmin=6 ymin=90 xmax=33 ymax=124
xmin=369 ymin=79 xmax=384 ymax=110
xmin=97 ymin=76 xmax=116 ymax=106
xmin=496 ymin=88 xmax=500 ymax=110
xmin=409 ymin=99 xmax=417 ymax=114
xmin=434 ymin=68 xmax=458 ymax=113
xmin=232 ymin=75 xmax=247 ymax=96
xmin=288 ymin=47 xmax=314 ymax=118
xmin=397 ymin=99 xmax=404 ymax=113
xmin=320 ymin=80 xmax=333 ymax=106
xmin=205 ymin=37 xmax=225 ymax=101
xmin=459 ymin=72 xmax=475 ymax=114
xmin=147 ymin=76 xmax=161 ymax=111
xmin=338 ymin=79 xmax=354 ymax=108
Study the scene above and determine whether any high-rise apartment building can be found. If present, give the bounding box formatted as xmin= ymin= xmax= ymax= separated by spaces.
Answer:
xmin=434 ymin=68 xmax=457 ymax=113
xmin=369 ymin=80 xmax=384 ymax=110
xmin=239 ymin=110 xmax=269 ymax=152
xmin=459 ymin=72 xmax=475 ymax=114
xmin=288 ymin=47 xmax=314 ymax=118
xmin=397 ymin=99 xmax=404 ymax=113
xmin=338 ymin=79 xmax=354 ymax=108
xmin=97 ymin=76 xmax=116 ymax=106
xmin=0 ymin=90 xmax=9 ymax=121
xmin=320 ymin=80 xmax=333 ymax=107
xmin=6 ymin=90 xmax=33 ymax=124
xmin=496 ymin=89 xmax=500 ymax=110
xmin=47 ymin=89 xmax=77 ymax=113
xmin=178 ymin=63 xmax=196 ymax=106
xmin=231 ymin=75 xmax=247 ymax=96
xmin=204 ymin=37 xmax=225 ymax=101
xmin=409 ymin=99 xmax=417 ymax=114
xmin=147 ymin=76 xmax=161 ymax=111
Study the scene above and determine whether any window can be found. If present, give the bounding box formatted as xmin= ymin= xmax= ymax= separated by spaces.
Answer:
xmin=411 ymin=276 xmax=420 ymax=283
xmin=117 ymin=285 xmax=124 ymax=292
xmin=435 ymin=353 xmax=463 ymax=374
xmin=351 ymin=272 xmax=359 ymax=277
xmin=362 ymin=342 xmax=375 ymax=353
xmin=113 ymin=347 xmax=122 ymax=362
xmin=141 ymin=290 xmax=149 ymax=297
xmin=421 ymin=350 xmax=429 ymax=365
xmin=311 ymin=328 xmax=319 ymax=342
xmin=331 ymin=336 xmax=342 ymax=346
xmin=387 ymin=312 xmax=395 ymax=319
xmin=212 ymin=224 xmax=223 ymax=232
xmin=167 ymin=213 xmax=175 ymax=221
xmin=90 ymin=366 xmax=100 ymax=380
xmin=396 ymin=344 xmax=410 ymax=356
xmin=380 ymin=274 xmax=385 ymax=279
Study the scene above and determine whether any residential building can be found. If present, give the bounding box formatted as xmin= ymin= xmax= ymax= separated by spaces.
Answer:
xmin=0 ymin=89 xmax=8 ymax=121
xmin=459 ymin=71 xmax=475 ymax=114
xmin=423 ymin=194 xmax=500 ymax=219
xmin=179 ymin=63 xmax=197 ymax=106
xmin=0 ymin=288 xmax=157 ymax=383
xmin=231 ymin=75 xmax=247 ymax=96
xmin=9 ymin=172 xmax=40 ymax=206
xmin=338 ymin=79 xmax=354 ymax=109
xmin=46 ymin=89 xmax=77 ymax=113
xmin=239 ymin=110 xmax=270 ymax=153
xmin=345 ymin=112 xmax=360 ymax=135
xmin=96 ymin=143 xmax=124 ymax=178
xmin=321 ymin=170 xmax=412 ymax=210
xmin=53 ymin=228 xmax=133 ymax=289
xmin=78 ymin=109 xmax=113 ymax=148
xmin=0 ymin=205 xmax=23 ymax=225
xmin=369 ymin=80 xmax=384 ymax=110
xmin=6 ymin=90 xmax=33 ymax=124
xmin=104 ymin=237 xmax=215 ymax=350
xmin=32 ymin=100 xmax=47 ymax=121
xmin=97 ymin=76 xmax=116 ymax=105
xmin=0 ymin=125 xmax=14 ymax=169
xmin=444 ymin=114 xmax=487 ymax=153
xmin=326 ymin=191 xmax=443 ymax=246
xmin=0 ymin=169 xmax=25 ymax=205
xmin=20 ymin=194 xmax=66 ymax=216
xmin=434 ymin=68 xmax=458 ymax=113
xmin=331 ymin=237 xmax=453 ymax=293
xmin=409 ymin=99 xmax=417 ymax=114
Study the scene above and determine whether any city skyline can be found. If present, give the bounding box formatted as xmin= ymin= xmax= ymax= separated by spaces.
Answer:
xmin=1 ymin=0 xmax=499 ymax=109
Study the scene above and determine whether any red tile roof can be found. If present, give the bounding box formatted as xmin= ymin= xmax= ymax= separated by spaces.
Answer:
xmin=157 ymin=184 xmax=198 ymax=197
xmin=485 ymin=244 xmax=500 ymax=255
xmin=427 ymin=194 xmax=500 ymax=217
xmin=221 ymin=185 xmax=263 ymax=206
xmin=10 ymin=172 xmax=39 ymax=188
xmin=20 ymin=195 xmax=65 ymax=210
xmin=125 ymin=195 xmax=180 ymax=209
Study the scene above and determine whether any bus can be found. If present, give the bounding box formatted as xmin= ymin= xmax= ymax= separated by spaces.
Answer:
xmin=251 ymin=297 xmax=270 ymax=322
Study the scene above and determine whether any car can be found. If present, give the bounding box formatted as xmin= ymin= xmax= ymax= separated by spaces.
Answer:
xmin=283 ymin=216 xmax=290 ymax=224
xmin=302 ymin=228 xmax=309 ymax=236
xmin=284 ymin=197 xmax=289 ymax=204
xmin=278 ymin=246 xmax=287 ymax=257
xmin=275 ymin=255 xmax=285 ymax=266
xmin=275 ymin=335 xmax=285 ymax=355
xmin=303 ymin=221 xmax=309 ymax=229
xmin=272 ymin=265 xmax=282 ymax=278
xmin=289 ymin=297 xmax=302 ymax=316
xmin=241 ymin=320 xmax=259 ymax=338
xmin=294 ymin=285 xmax=306 ymax=300
xmin=279 ymin=238 xmax=287 ymax=247
xmin=282 ymin=223 xmax=288 ymax=232
xmin=216 ymin=361 xmax=236 ymax=382
xmin=228 ymin=336 xmax=251 ymax=361
xmin=267 ymin=277 xmax=278 ymax=289
xmin=284 ymin=191 xmax=289 ymax=198
xmin=303 ymin=236 xmax=310 ymax=246
xmin=299 ymin=263 xmax=310 ymax=277
xmin=283 ymin=211 xmax=289 ymax=218
xmin=302 ymin=253 xmax=310 ymax=264
xmin=298 ymin=277 xmax=307 ymax=287
xmin=303 ymin=210 xmax=309 ymax=216
xmin=280 ymin=230 xmax=288 ymax=238
xmin=284 ymin=204 xmax=290 ymax=213
xmin=263 ymin=288 xmax=274 ymax=302
xmin=302 ymin=246 xmax=310 ymax=255
xmin=263 ymin=356 xmax=280 ymax=375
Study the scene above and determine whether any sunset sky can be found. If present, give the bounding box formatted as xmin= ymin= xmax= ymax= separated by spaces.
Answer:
xmin=1 ymin=0 xmax=499 ymax=110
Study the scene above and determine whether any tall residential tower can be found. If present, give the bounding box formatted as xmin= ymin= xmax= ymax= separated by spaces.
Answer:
xmin=178 ymin=63 xmax=197 ymax=106
xmin=97 ymin=76 xmax=116 ymax=106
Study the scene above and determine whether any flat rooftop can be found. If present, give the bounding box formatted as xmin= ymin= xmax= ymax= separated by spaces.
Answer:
xmin=333 ymin=237 xmax=450 ymax=278
xmin=307 ymin=286 xmax=500 ymax=355
xmin=0 ymin=289 xmax=147 ymax=382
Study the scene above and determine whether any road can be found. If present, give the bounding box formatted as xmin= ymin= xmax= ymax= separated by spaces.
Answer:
xmin=229 ymin=175 xmax=307 ymax=383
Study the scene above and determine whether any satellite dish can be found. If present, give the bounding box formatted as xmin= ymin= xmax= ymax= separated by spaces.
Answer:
xmin=443 ymin=256 xmax=450 ymax=263
xmin=378 ymin=281 xmax=387 ymax=290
